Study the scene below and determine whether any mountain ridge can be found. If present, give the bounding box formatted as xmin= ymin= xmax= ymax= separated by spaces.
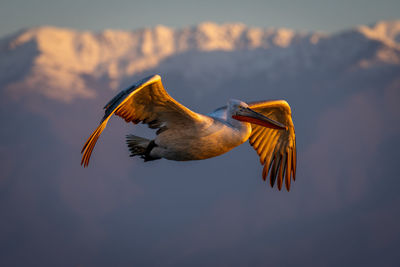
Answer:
xmin=1 ymin=21 xmax=400 ymax=266
xmin=0 ymin=20 xmax=399 ymax=102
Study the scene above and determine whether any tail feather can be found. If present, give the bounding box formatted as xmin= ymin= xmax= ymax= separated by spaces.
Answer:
xmin=126 ymin=135 xmax=151 ymax=157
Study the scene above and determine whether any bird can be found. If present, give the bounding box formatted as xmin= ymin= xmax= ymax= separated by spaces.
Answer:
xmin=81 ymin=74 xmax=296 ymax=191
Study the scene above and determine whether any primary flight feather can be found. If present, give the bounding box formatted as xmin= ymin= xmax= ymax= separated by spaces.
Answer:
xmin=81 ymin=75 xmax=296 ymax=191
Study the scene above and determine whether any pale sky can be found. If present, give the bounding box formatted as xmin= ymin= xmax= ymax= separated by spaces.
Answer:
xmin=1 ymin=0 xmax=399 ymax=37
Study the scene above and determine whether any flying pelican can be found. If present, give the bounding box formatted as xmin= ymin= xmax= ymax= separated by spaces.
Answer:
xmin=81 ymin=75 xmax=296 ymax=191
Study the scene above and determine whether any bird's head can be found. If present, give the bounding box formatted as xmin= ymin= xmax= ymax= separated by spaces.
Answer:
xmin=229 ymin=99 xmax=286 ymax=130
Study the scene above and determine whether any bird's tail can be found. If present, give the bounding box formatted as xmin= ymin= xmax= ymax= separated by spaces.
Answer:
xmin=126 ymin=135 xmax=151 ymax=156
xmin=126 ymin=135 xmax=160 ymax=161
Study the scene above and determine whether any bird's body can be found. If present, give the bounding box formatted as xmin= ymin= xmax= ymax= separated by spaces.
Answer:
xmin=150 ymin=106 xmax=251 ymax=161
xmin=82 ymin=75 xmax=296 ymax=191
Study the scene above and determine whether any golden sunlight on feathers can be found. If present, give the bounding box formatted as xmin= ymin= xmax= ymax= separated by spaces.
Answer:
xmin=248 ymin=100 xmax=296 ymax=191
xmin=81 ymin=75 xmax=296 ymax=191
xmin=81 ymin=75 xmax=201 ymax=166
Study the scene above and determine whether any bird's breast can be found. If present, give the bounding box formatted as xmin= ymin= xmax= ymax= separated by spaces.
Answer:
xmin=155 ymin=118 xmax=252 ymax=161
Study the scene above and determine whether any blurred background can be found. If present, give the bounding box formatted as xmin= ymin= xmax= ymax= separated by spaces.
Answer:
xmin=0 ymin=0 xmax=399 ymax=266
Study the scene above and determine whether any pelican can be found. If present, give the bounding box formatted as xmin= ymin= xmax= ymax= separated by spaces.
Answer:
xmin=81 ymin=75 xmax=296 ymax=191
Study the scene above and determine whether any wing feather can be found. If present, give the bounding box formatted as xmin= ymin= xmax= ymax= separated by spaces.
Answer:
xmin=248 ymin=100 xmax=296 ymax=191
xmin=277 ymin=152 xmax=287 ymax=191
xmin=259 ymin=129 xmax=278 ymax=164
xmin=270 ymin=154 xmax=281 ymax=187
xmin=292 ymin=144 xmax=297 ymax=181
xmin=81 ymin=75 xmax=201 ymax=167
xmin=249 ymin=127 xmax=264 ymax=145
xmin=252 ymin=128 xmax=268 ymax=149
xmin=262 ymin=151 xmax=274 ymax=181
xmin=285 ymin=148 xmax=292 ymax=191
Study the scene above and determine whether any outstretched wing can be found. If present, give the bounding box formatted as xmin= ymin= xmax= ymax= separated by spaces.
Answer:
xmin=81 ymin=75 xmax=201 ymax=167
xmin=248 ymin=100 xmax=296 ymax=191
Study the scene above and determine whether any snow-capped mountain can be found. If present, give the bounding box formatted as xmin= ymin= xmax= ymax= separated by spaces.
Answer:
xmin=1 ymin=20 xmax=399 ymax=102
xmin=0 ymin=21 xmax=400 ymax=267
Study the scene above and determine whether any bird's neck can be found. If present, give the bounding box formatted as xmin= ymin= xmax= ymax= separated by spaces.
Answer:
xmin=229 ymin=116 xmax=251 ymax=133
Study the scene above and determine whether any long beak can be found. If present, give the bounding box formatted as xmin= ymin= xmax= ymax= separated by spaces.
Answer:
xmin=232 ymin=107 xmax=287 ymax=130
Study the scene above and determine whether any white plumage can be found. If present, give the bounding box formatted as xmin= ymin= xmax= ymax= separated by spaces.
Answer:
xmin=81 ymin=75 xmax=296 ymax=191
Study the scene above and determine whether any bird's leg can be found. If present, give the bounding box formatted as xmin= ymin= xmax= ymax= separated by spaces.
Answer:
xmin=141 ymin=140 xmax=161 ymax=162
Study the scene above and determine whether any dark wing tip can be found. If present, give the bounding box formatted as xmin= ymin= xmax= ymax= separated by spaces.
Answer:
xmin=103 ymin=74 xmax=162 ymax=110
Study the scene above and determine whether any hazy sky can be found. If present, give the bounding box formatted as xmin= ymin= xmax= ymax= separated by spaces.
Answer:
xmin=1 ymin=0 xmax=400 ymax=265
xmin=1 ymin=0 xmax=399 ymax=37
